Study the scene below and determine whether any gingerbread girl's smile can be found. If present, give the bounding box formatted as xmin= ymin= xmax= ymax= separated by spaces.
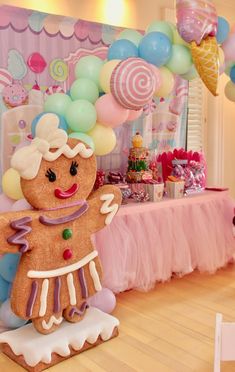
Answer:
xmin=54 ymin=183 xmax=79 ymax=199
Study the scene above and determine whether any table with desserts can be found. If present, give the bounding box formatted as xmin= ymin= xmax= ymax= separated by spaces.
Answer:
xmin=94 ymin=190 xmax=235 ymax=293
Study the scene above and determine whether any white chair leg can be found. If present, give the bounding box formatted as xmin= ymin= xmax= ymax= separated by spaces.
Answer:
xmin=214 ymin=313 xmax=222 ymax=372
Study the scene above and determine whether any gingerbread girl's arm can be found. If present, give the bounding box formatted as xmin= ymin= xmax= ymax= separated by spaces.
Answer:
xmin=86 ymin=185 xmax=122 ymax=234
xmin=0 ymin=209 xmax=37 ymax=254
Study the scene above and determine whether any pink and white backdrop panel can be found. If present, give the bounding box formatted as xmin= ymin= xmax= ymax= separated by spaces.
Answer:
xmin=0 ymin=5 xmax=188 ymax=181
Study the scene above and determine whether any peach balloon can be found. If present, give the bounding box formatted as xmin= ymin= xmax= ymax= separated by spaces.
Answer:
xmin=127 ymin=109 xmax=143 ymax=121
xmin=95 ymin=93 xmax=129 ymax=127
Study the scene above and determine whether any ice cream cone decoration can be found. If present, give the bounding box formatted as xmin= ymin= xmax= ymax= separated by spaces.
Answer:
xmin=191 ymin=36 xmax=219 ymax=96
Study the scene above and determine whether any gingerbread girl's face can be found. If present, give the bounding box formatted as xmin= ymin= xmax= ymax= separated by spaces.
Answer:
xmin=21 ymin=138 xmax=97 ymax=210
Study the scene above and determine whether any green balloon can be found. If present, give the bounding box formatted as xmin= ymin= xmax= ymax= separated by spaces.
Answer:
xmin=166 ymin=45 xmax=192 ymax=75
xmin=75 ymin=56 xmax=104 ymax=89
xmin=65 ymin=99 xmax=97 ymax=133
xmin=180 ymin=65 xmax=199 ymax=81
xmin=44 ymin=93 xmax=71 ymax=118
xmin=70 ymin=78 xmax=99 ymax=103
xmin=116 ymin=29 xmax=143 ymax=47
xmin=68 ymin=132 xmax=95 ymax=150
xmin=146 ymin=21 xmax=173 ymax=42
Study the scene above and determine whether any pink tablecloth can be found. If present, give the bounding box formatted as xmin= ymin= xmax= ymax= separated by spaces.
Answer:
xmin=94 ymin=191 xmax=235 ymax=293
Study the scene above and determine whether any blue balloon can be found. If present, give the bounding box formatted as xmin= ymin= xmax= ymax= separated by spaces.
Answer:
xmin=0 ymin=299 xmax=27 ymax=328
xmin=0 ymin=275 xmax=10 ymax=302
xmin=31 ymin=112 xmax=68 ymax=138
xmin=107 ymin=39 xmax=138 ymax=60
xmin=0 ymin=253 xmax=21 ymax=283
xmin=216 ymin=17 xmax=230 ymax=44
xmin=139 ymin=32 xmax=172 ymax=66
xmin=230 ymin=66 xmax=235 ymax=83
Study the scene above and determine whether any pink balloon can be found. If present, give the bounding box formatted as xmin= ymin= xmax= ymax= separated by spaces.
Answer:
xmin=219 ymin=62 xmax=226 ymax=75
xmin=127 ymin=108 xmax=143 ymax=121
xmin=222 ymin=33 xmax=235 ymax=62
xmin=87 ymin=288 xmax=116 ymax=313
xmin=0 ymin=194 xmax=14 ymax=212
xmin=27 ymin=53 xmax=47 ymax=74
xmin=95 ymin=93 xmax=129 ymax=128
xmin=176 ymin=0 xmax=218 ymax=45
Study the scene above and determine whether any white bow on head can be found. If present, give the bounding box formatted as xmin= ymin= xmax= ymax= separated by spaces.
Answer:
xmin=11 ymin=113 xmax=93 ymax=180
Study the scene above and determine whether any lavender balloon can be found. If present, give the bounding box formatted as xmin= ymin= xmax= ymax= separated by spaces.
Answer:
xmin=87 ymin=288 xmax=116 ymax=313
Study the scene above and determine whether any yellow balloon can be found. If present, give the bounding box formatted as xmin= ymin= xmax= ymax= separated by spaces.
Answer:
xmin=169 ymin=22 xmax=189 ymax=47
xmin=99 ymin=60 xmax=120 ymax=93
xmin=225 ymin=81 xmax=235 ymax=102
xmin=218 ymin=47 xmax=225 ymax=66
xmin=155 ymin=67 xmax=175 ymax=98
xmin=88 ymin=123 xmax=116 ymax=155
xmin=2 ymin=168 xmax=24 ymax=200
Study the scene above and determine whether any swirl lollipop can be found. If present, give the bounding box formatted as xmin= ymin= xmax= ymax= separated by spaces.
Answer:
xmin=110 ymin=58 xmax=156 ymax=110
xmin=49 ymin=59 xmax=68 ymax=91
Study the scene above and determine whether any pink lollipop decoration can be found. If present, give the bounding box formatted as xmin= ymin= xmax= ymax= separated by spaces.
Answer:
xmin=110 ymin=58 xmax=156 ymax=110
xmin=176 ymin=0 xmax=218 ymax=45
xmin=27 ymin=52 xmax=47 ymax=74
xmin=0 ymin=69 xmax=12 ymax=93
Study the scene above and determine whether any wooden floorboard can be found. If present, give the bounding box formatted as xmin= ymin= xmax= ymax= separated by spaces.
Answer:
xmin=2 ymin=265 xmax=235 ymax=371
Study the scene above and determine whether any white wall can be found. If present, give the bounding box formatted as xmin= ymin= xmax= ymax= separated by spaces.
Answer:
xmin=206 ymin=2 xmax=235 ymax=197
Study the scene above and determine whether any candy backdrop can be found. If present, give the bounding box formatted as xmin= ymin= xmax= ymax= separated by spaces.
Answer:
xmin=0 ymin=5 xmax=188 ymax=178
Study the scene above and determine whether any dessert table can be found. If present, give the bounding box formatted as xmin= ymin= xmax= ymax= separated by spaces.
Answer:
xmin=94 ymin=191 xmax=235 ymax=293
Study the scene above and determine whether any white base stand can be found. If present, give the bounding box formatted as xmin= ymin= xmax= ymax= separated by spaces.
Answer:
xmin=0 ymin=307 xmax=119 ymax=371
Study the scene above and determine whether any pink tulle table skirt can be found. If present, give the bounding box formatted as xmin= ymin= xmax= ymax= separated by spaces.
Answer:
xmin=94 ymin=191 xmax=235 ymax=293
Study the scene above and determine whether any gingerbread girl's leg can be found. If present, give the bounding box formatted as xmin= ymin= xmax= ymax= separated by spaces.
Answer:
xmin=32 ymin=312 xmax=63 ymax=335
xmin=63 ymin=301 xmax=88 ymax=323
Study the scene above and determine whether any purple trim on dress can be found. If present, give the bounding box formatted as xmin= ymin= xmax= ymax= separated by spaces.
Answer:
xmin=69 ymin=302 xmax=88 ymax=318
xmin=26 ymin=281 xmax=38 ymax=317
xmin=53 ymin=277 xmax=61 ymax=313
xmin=78 ymin=267 xmax=88 ymax=299
xmin=39 ymin=202 xmax=88 ymax=226
xmin=7 ymin=216 xmax=32 ymax=253
xmin=41 ymin=200 xmax=86 ymax=211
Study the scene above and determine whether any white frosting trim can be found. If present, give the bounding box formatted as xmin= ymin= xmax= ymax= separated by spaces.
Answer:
xmin=100 ymin=194 xmax=118 ymax=225
xmin=89 ymin=260 xmax=102 ymax=292
xmin=0 ymin=308 xmax=119 ymax=367
xmin=27 ymin=251 xmax=98 ymax=278
xmin=42 ymin=315 xmax=63 ymax=330
xmin=11 ymin=113 xmax=93 ymax=180
xmin=39 ymin=279 xmax=49 ymax=317
xmin=67 ymin=273 xmax=76 ymax=306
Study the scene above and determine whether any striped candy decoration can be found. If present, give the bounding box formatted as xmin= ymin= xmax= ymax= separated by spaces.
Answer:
xmin=110 ymin=58 xmax=156 ymax=111
xmin=0 ymin=69 xmax=12 ymax=93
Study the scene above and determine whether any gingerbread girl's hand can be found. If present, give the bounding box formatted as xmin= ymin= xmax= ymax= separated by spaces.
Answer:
xmin=0 ymin=210 xmax=36 ymax=254
xmin=87 ymin=185 xmax=122 ymax=234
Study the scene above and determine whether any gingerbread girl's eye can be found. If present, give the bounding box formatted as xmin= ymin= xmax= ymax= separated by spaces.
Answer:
xmin=70 ymin=161 xmax=78 ymax=176
xmin=46 ymin=168 xmax=56 ymax=182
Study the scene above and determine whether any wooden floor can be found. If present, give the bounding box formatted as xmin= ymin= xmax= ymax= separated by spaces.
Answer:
xmin=2 ymin=265 xmax=235 ymax=371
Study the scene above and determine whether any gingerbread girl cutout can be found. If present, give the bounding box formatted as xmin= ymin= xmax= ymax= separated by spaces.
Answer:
xmin=0 ymin=113 xmax=122 ymax=334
